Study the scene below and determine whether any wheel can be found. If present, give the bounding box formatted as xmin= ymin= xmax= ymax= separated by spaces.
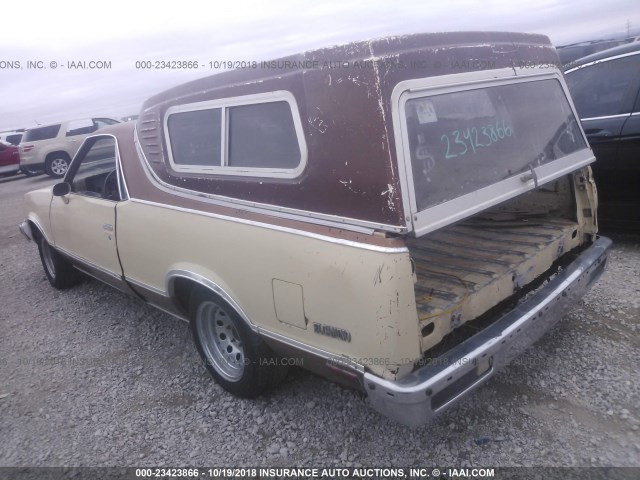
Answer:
xmin=189 ymin=289 xmax=287 ymax=398
xmin=45 ymin=154 xmax=70 ymax=178
xmin=37 ymin=236 xmax=82 ymax=289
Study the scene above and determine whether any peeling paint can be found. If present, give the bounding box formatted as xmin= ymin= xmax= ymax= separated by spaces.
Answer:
xmin=338 ymin=179 xmax=364 ymax=195
xmin=308 ymin=116 xmax=328 ymax=134
xmin=381 ymin=184 xmax=396 ymax=211
xmin=346 ymin=75 xmax=368 ymax=87
xmin=367 ymin=41 xmax=397 ymax=213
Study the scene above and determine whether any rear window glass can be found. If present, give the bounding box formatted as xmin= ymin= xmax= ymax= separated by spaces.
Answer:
xmin=23 ymin=124 xmax=61 ymax=142
xmin=404 ymin=79 xmax=586 ymax=212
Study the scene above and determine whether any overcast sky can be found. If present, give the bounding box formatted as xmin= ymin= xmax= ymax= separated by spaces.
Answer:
xmin=1 ymin=0 xmax=638 ymax=132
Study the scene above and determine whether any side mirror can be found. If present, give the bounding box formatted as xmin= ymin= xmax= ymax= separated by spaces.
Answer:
xmin=52 ymin=182 xmax=71 ymax=197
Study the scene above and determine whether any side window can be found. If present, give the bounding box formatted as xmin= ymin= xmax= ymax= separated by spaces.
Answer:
xmin=6 ymin=134 xmax=22 ymax=145
xmin=66 ymin=119 xmax=97 ymax=137
xmin=566 ymin=54 xmax=640 ymax=119
xmin=23 ymin=124 xmax=61 ymax=142
xmin=165 ymin=93 xmax=305 ymax=177
xmin=168 ymin=108 xmax=222 ymax=166
xmin=228 ymin=102 xmax=301 ymax=168
xmin=68 ymin=137 xmax=119 ymax=201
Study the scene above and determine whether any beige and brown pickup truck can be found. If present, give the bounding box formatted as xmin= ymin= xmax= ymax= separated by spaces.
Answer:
xmin=20 ymin=32 xmax=611 ymax=426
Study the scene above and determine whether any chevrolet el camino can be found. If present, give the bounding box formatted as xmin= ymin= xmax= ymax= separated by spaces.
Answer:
xmin=20 ymin=32 xmax=611 ymax=426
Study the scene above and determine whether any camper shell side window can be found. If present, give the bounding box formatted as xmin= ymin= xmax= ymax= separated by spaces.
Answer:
xmin=164 ymin=91 xmax=307 ymax=179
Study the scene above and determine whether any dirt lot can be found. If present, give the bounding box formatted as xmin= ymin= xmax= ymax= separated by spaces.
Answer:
xmin=1 ymin=172 xmax=639 ymax=467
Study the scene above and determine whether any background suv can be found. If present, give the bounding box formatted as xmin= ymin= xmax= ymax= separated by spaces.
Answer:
xmin=19 ymin=117 xmax=120 ymax=178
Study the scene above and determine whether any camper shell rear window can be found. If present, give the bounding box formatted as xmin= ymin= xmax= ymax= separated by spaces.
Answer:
xmin=394 ymin=68 xmax=594 ymax=236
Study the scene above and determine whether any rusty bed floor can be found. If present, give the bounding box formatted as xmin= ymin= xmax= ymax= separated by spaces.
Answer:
xmin=406 ymin=217 xmax=582 ymax=347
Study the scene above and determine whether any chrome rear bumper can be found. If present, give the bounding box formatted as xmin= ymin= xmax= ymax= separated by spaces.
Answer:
xmin=365 ymin=236 xmax=612 ymax=426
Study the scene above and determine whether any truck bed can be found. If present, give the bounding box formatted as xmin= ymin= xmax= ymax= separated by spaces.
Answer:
xmin=407 ymin=217 xmax=584 ymax=352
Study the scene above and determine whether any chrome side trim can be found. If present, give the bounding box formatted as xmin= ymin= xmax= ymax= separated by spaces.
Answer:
xmin=129 ymin=198 xmax=410 ymax=254
xmin=564 ymin=49 xmax=640 ymax=74
xmin=258 ymin=327 xmax=365 ymax=374
xmin=581 ymin=113 xmax=632 ymax=121
xmin=126 ymin=276 xmax=166 ymax=296
xmin=56 ymin=245 xmax=123 ymax=282
xmin=165 ymin=269 xmax=365 ymax=374
xmin=146 ymin=302 xmax=189 ymax=323
xmin=134 ymin=127 xmax=407 ymax=234
xmin=364 ymin=237 xmax=612 ymax=426
xmin=166 ymin=269 xmax=255 ymax=327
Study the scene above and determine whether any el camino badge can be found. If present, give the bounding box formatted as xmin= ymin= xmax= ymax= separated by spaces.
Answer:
xmin=313 ymin=322 xmax=352 ymax=342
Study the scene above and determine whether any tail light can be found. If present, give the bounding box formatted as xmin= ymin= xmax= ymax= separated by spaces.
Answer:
xmin=20 ymin=144 xmax=34 ymax=153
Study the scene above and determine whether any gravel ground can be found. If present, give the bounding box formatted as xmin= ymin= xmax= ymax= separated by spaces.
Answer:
xmin=1 ymin=173 xmax=639 ymax=467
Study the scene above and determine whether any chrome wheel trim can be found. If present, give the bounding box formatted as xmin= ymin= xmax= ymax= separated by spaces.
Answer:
xmin=41 ymin=240 xmax=56 ymax=279
xmin=196 ymin=301 xmax=245 ymax=382
xmin=50 ymin=158 xmax=68 ymax=176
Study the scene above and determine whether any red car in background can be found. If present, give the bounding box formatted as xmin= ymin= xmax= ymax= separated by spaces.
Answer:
xmin=0 ymin=140 xmax=21 ymax=176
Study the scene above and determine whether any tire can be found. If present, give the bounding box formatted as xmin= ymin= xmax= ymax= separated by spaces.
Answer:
xmin=45 ymin=154 xmax=70 ymax=178
xmin=37 ymin=236 xmax=82 ymax=289
xmin=189 ymin=289 xmax=287 ymax=398
xmin=19 ymin=166 xmax=41 ymax=177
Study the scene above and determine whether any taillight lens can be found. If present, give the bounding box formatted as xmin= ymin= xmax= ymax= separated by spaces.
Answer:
xmin=21 ymin=144 xmax=34 ymax=152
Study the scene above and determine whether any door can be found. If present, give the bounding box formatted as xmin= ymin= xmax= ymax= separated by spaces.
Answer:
xmin=0 ymin=143 xmax=18 ymax=171
xmin=566 ymin=52 xmax=640 ymax=158
xmin=565 ymin=51 xmax=640 ymax=228
xmin=50 ymin=135 xmax=127 ymax=290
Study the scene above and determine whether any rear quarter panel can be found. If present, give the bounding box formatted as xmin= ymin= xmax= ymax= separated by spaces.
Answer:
xmin=115 ymin=199 xmax=422 ymax=379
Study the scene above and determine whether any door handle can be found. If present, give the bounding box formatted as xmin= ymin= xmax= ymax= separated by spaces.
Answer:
xmin=102 ymin=224 xmax=113 ymax=232
xmin=585 ymin=129 xmax=613 ymax=138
